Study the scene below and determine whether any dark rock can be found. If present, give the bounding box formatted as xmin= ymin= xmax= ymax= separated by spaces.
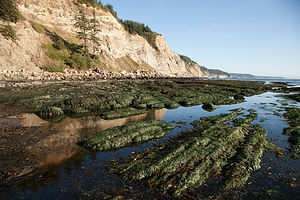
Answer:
xmin=202 ymin=102 xmax=216 ymax=111
xmin=234 ymin=94 xmax=245 ymax=101
xmin=288 ymin=131 xmax=300 ymax=145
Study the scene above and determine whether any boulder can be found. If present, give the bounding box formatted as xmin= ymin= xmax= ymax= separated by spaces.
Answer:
xmin=36 ymin=106 xmax=64 ymax=121
xmin=234 ymin=94 xmax=245 ymax=101
xmin=202 ymin=102 xmax=216 ymax=111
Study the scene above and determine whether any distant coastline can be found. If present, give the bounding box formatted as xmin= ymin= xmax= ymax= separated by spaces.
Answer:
xmin=229 ymin=73 xmax=299 ymax=80
xmin=223 ymin=78 xmax=300 ymax=87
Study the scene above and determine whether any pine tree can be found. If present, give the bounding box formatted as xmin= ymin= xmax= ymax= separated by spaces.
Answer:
xmin=88 ymin=10 xmax=101 ymax=55
xmin=0 ymin=0 xmax=20 ymax=23
xmin=74 ymin=8 xmax=89 ymax=56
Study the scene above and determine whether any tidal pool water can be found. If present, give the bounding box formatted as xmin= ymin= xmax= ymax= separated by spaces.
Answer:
xmin=1 ymin=91 xmax=299 ymax=199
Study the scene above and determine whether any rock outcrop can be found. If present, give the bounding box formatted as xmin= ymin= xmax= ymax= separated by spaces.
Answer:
xmin=0 ymin=0 xmax=221 ymax=78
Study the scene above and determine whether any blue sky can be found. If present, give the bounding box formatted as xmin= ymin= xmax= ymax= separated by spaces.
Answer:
xmin=101 ymin=0 xmax=300 ymax=78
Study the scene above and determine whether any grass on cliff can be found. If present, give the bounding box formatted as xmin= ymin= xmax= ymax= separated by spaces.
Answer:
xmin=30 ymin=21 xmax=46 ymax=34
xmin=43 ymin=31 xmax=95 ymax=70
xmin=0 ymin=24 xmax=17 ymax=40
xmin=180 ymin=55 xmax=197 ymax=66
xmin=40 ymin=65 xmax=64 ymax=73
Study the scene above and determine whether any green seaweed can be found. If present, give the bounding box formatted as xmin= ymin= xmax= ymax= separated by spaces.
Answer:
xmin=282 ymin=107 xmax=300 ymax=158
xmin=284 ymin=94 xmax=300 ymax=103
xmin=0 ymin=79 xmax=268 ymax=121
xmin=222 ymin=125 xmax=268 ymax=190
xmin=114 ymin=110 xmax=269 ymax=196
xmin=79 ymin=120 xmax=175 ymax=151
xmin=100 ymin=108 xmax=146 ymax=120
xmin=35 ymin=106 xmax=64 ymax=121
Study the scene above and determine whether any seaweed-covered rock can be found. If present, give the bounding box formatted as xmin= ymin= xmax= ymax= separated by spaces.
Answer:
xmin=202 ymin=102 xmax=216 ymax=111
xmin=164 ymin=101 xmax=180 ymax=109
xmin=100 ymin=108 xmax=146 ymax=120
xmin=283 ymin=107 xmax=300 ymax=157
xmin=222 ymin=125 xmax=268 ymax=190
xmin=79 ymin=120 xmax=175 ymax=151
xmin=233 ymin=110 xmax=258 ymax=125
xmin=191 ymin=109 xmax=242 ymax=128
xmin=114 ymin=110 xmax=270 ymax=196
xmin=132 ymin=94 xmax=164 ymax=109
xmin=158 ymin=97 xmax=180 ymax=109
xmin=0 ymin=79 xmax=268 ymax=120
xmin=288 ymin=131 xmax=300 ymax=145
xmin=234 ymin=94 xmax=245 ymax=101
xmin=284 ymin=94 xmax=300 ymax=103
xmin=36 ymin=106 xmax=64 ymax=120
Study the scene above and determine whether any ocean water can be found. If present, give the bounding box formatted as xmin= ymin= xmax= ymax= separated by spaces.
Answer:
xmin=226 ymin=78 xmax=300 ymax=86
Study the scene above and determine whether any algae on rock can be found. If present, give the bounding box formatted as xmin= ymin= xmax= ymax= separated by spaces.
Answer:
xmin=202 ymin=102 xmax=216 ymax=111
xmin=79 ymin=120 xmax=175 ymax=151
xmin=35 ymin=106 xmax=64 ymax=121
xmin=283 ymin=107 xmax=300 ymax=159
xmin=222 ymin=124 xmax=268 ymax=190
xmin=100 ymin=108 xmax=146 ymax=120
xmin=0 ymin=80 xmax=269 ymax=121
xmin=114 ymin=109 xmax=272 ymax=197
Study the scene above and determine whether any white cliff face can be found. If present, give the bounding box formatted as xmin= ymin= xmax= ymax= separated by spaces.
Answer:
xmin=0 ymin=0 xmax=204 ymax=77
xmin=0 ymin=19 xmax=49 ymax=72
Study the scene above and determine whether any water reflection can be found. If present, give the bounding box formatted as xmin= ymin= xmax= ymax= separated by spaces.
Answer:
xmin=153 ymin=108 xmax=167 ymax=120
xmin=5 ymin=109 xmax=167 ymax=167
xmin=9 ymin=113 xmax=49 ymax=127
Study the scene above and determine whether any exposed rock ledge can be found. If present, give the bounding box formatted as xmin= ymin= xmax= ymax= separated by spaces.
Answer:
xmin=0 ymin=69 xmax=192 ymax=87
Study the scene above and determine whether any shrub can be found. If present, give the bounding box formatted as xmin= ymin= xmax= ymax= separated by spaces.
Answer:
xmin=43 ymin=44 xmax=70 ymax=61
xmin=43 ymin=31 xmax=96 ymax=70
xmin=105 ymin=4 xmax=117 ymax=18
xmin=30 ymin=21 xmax=46 ymax=34
xmin=0 ymin=24 xmax=17 ymax=40
xmin=40 ymin=65 xmax=64 ymax=72
xmin=0 ymin=0 xmax=21 ymax=23
xmin=53 ymin=39 xmax=67 ymax=50
xmin=121 ymin=20 xmax=158 ymax=50
xmin=43 ymin=41 xmax=93 ymax=70
xmin=68 ymin=53 xmax=92 ymax=70
xmin=77 ymin=0 xmax=105 ymax=8
xmin=206 ymin=69 xmax=229 ymax=76
xmin=180 ymin=55 xmax=197 ymax=65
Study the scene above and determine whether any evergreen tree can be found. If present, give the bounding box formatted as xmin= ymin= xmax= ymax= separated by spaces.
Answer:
xmin=74 ymin=8 xmax=89 ymax=55
xmin=0 ymin=0 xmax=20 ymax=23
xmin=105 ymin=4 xmax=117 ymax=18
xmin=88 ymin=10 xmax=101 ymax=55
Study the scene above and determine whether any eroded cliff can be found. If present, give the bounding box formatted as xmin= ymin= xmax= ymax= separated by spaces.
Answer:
xmin=0 ymin=0 xmax=210 ymax=77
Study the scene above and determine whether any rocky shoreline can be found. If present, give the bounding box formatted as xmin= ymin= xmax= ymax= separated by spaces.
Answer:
xmin=0 ymin=68 xmax=186 ymax=81
xmin=0 ymin=68 xmax=189 ymax=87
